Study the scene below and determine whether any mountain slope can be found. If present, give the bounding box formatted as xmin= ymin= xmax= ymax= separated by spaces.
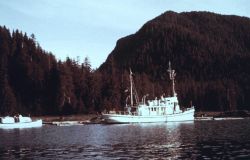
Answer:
xmin=99 ymin=11 xmax=250 ymax=111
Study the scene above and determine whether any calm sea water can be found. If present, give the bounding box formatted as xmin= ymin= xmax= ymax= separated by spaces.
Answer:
xmin=0 ymin=120 xmax=250 ymax=159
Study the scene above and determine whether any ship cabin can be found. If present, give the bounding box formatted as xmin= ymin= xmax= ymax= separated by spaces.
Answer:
xmin=137 ymin=96 xmax=181 ymax=116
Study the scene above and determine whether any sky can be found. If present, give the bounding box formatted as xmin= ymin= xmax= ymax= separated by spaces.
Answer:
xmin=0 ymin=0 xmax=249 ymax=68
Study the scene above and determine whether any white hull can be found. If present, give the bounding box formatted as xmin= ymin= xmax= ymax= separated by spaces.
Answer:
xmin=167 ymin=109 xmax=195 ymax=122
xmin=102 ymin=109 xmax=194 ymax=124
xmin=0 ymin=120 xmax=43 ymax=129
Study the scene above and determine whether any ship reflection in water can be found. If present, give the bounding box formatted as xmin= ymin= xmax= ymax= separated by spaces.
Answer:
xmin=0 ymin=120 xmax=250 ymax=159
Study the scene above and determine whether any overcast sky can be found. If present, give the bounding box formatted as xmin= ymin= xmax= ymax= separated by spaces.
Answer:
xmin=0 ymin=0 xmax=249 ymax=68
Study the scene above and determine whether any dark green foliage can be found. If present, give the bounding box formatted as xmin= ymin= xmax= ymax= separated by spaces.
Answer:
xmin=0 ymin=26 xmax=100 ymax=115
xmin=0 ymin=27 xmax=17 ymax=115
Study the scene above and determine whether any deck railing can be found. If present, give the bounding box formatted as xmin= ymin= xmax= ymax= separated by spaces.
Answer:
xmin=105 ymin=111 xmax=138 ymax=116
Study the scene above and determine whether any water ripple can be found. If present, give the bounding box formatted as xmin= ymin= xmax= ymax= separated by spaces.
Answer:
xmin=0 ymin=120 xmax=250 ymax=159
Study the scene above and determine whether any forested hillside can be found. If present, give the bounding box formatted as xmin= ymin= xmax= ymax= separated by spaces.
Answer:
xmin=1 ymin=11 xmax=250 ymax=116
xmin=0 ymin=26 xmax=103 ymax=115
xmin=99 ymin=11 xmax=250 ymax=112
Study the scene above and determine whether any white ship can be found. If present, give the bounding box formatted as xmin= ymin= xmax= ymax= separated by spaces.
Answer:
xmin=102 ymin=62 xmax=195 ymax=123
xmin=0 ymin=115 xmax=42 ymax=129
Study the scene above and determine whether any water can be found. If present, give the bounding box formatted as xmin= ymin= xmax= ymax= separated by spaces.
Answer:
xmin=1 ymin=120 xmax=250 ymax=159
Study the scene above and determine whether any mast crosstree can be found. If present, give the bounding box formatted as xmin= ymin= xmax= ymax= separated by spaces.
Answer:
xmin=168 ymin=61 xmax=177 ymax=97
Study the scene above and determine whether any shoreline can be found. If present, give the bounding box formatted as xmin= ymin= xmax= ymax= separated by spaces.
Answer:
xmin=195 ymin=110 xmax=250 ymax=117
xmin=34 ymin=114 xmax=101 ymax=125
xmin=31 ymin=111 xmax=250 ymax=126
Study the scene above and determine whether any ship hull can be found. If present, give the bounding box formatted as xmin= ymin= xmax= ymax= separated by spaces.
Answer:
xmin=102 ymin=109 xmax=194 ymax=124
xmin=167 ymin=108 xmax=195 ymax=122
xmin=0 ymin=120 xmax=43 ymax=129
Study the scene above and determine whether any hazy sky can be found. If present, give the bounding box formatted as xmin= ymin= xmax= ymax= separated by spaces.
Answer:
xmin=0 ymin=0 xmax=249 ymax=68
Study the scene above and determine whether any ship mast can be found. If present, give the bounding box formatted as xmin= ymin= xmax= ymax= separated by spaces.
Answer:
xmin=129 ymin=69 xmax=139 ymax=106
xmin=167 ymin=61 xmax=177 ymax=97
xmin=130 ymin=69 xmax=133 ymax=106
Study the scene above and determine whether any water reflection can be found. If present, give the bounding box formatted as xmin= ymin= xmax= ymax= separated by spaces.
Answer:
xmin=1 ymin=120 xmax=250 ymax=159
xmin=94 ymin=121 xmax=195 ymax=159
